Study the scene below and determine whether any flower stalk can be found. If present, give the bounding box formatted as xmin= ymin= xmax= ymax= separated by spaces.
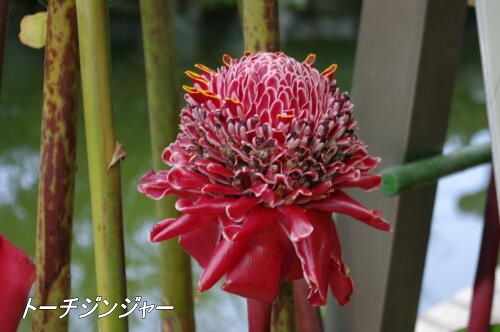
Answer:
xmin=241 ymin=0 xmax=279 ymax=52
xmin=380 ymin=142 xmax=491 ymax=196
xmin=0 ymin=0 xmax=9 ymax=90
xmin=34 ymin=0 xmax=78 ymax=330
xmin=467 ymin=173 xmax=500 ymax=332
xmin=139 ymin=0 xmax=195 ymax=331
xmin=75 ymin=1 xmax=128 ymax=330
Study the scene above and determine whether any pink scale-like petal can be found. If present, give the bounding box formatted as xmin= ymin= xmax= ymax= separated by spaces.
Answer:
xmin=337 ymin=173 xmax=382 ymax=191
xmin=149 ymin=213 xmax=216 ymax=242
xmin=206 ymin=162 xmax=234 ymax=178
xmin=198 ymin=238 xmax=249 ymax=292
xmin=175 ymin=196 xmax=235 ymax=214
xmin=167 ymin=167 xmax=209 ymax=191
xmin=226 ymin=196 xmax=260 ymax=221
xmin=278 ymin=205 xmax=314 ymax=242
xmin=230 ymin=206 xmax=281 ymax=241
xmin=222 ymin=228 xmax=285 ymax=303
xmin=202 ymin=183 xmax=242 ymax=196
xmin=293 ymin=210 xmax=332 ymax=306
xmin=305 ymin=190 xmax=391 ymax=231
xmin=330 ymin=261 xmax=354 ymax=306
xmin=179 ymin=222 xmax=220 ymax=268
xmin=0 ymin=235 xmax=36 ymax=332
xmin=137 ymin=181 xmax=170 ymax=200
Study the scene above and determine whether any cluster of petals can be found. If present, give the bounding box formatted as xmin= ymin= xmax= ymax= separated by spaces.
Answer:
xmin=0 ymin=234 xmax=36 ymax=332
xmin=139 ymin=51 xmax=390 ymax=306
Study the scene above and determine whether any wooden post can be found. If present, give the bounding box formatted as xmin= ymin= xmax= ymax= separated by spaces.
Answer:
xmin=329 ymin=1 xmax=467 ymax=331
xmin=476 ymin=0 xmax=500 ymax=226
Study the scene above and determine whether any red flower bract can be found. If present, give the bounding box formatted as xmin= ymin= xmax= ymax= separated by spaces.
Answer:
xmin=0 ymin=234 xmax=36 ymax=332
xmin=139 ymin=52 xmax=390 ymax=306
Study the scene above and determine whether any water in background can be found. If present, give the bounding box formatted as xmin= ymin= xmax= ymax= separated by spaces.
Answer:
xmin=0 ymin=3 xmax=489 ymax=331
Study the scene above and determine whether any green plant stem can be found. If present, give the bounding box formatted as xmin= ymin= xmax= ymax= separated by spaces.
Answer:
xmin=271 ymin=282 xmax=295 ymax=332
xmin=241 ymin=0 xmax=279 ymax=52
xmin=380 ymin=142 xmax=492 ymax=196
xmin=0 ymin=0 xmax=8 ymax=90
xmin=75 ymin=1 xmax=128 ymax=330
xmin=139 ymin=1 xmax=195 ymax=331
xmin=34 ymin=0 xmax=78 ymax=330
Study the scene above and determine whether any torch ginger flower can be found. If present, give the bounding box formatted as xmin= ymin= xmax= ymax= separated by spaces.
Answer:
xmin=139 ymin=52 xmax=390 ymax=306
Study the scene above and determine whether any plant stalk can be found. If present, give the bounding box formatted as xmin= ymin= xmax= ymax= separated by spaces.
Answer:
xmin=75 ymin=1 xmax=128 ymax=330
xmin=467 ymin=173 xmax=500 ymax=332
xmin=380 ymin=142 xmax=491 ymax=196
xmin=293 ymin=280 xmax=323 ymax=332
xmin=248 ymin=299 xmax=272 ymax=332
xmin=139 ymin=0 xmax=195 ymax=331
xmin=241 ymin=0 xmax=279 ymax=52
xmin=33 ymin=0 xmax=78 ymax=330
xmin=0 ymin=0 xmax=8 ymax=90
xmin=271 ymin=282 xmax=295 ymax=332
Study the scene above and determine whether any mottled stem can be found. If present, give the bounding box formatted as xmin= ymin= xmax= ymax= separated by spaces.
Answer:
xmin=75 ymin=1 xmax=128 ymax=330
xmin=139 ymin=1 xmax=195 ymax=331
xmin=271 ymin=282 xmax=295 ymax=332
xmin=293 ymin=280 xmax=323 ymax=332
xmin=381 ymin=142 xmax=491 ymax=196
xmin=0 ymin=0 xmax=9 ymax=90
xmin=34 ymin=0 xmax=78 ymax=330
xmin=241 ymin=0 xmax=280 ymax=52
xmin=467 ymin=173 xmax=500 ymax=332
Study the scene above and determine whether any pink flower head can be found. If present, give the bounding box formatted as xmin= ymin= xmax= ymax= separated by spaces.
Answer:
xmin=0 ymin=234 xmax=36 ymax=332
xmin=139 ymin=52 xmax=390 ymax=306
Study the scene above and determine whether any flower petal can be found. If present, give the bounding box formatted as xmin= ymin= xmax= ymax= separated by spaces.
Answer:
xmin=293 ymin=210 xmax=332 ymax=306
xmin=149 ymin=213 xmax=216 ymax=242
xmin=222 ymin=227 xmax=284 ymax=303
xmin=277 ymin=205 xmax=314 ymax=242
xmin=225 ymin=196 xmax=260 ymax=221
xmin=167 ymin=167 xmax=209 ymax=191
xmin=0 ymin=235 xmax=36 ymax=332
xmin=305 ymin=190 xmax=391 ymax=231
xmin=229 ymin=206 xmax=281 ymax=241
xmin=198 ymin=238 xmax=248 ymax=292
xmin=179 ymin=222 xmax=220 ymax=268
xmin=175 ymin=196 xmax=235 ymax=215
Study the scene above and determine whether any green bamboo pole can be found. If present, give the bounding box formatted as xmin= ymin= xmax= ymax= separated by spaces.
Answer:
xmin=0 ymin=0 xmax=9 ymax=90
xmin=241 ymin=0 xmax=280 ymax=52
xmin=33 ymin=1 xmax=78 ymax=330
xmin=138 ymin=1 xmax=195 ymax=331
xmin=75 ymin=1 xmax=128 ymax=330
xmin=380 ymin=142 xmax=492 ymax=196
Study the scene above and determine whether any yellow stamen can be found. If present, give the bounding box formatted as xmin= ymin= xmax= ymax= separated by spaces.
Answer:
xmin=185 ymin=70 xmax=208 ymax=85
xmin=222 ymin=54 xmax=233 ymax=67
xmin=320 ymin=64 xmax=338 ymax=79
xmin=304 ymin=53 xmax=316 ymax=66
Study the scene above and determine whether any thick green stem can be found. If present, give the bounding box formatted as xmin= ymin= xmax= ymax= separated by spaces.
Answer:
xmin=75 ymin=1 xmax=128 ymax=330
xmin=271 ymin=282 xmax=295 ymax=332
xmin=34 ymin=0 xmax=78 ymax=330
xmin=139 ymin=1 xmax=195 ymax=331
xmin=241 ymin=0 xmax=280 ymax=52
xmin=380 ymin=142 xmax=492 ymax=196
xmin=0 ymin=0 xmax=8 ymax=90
